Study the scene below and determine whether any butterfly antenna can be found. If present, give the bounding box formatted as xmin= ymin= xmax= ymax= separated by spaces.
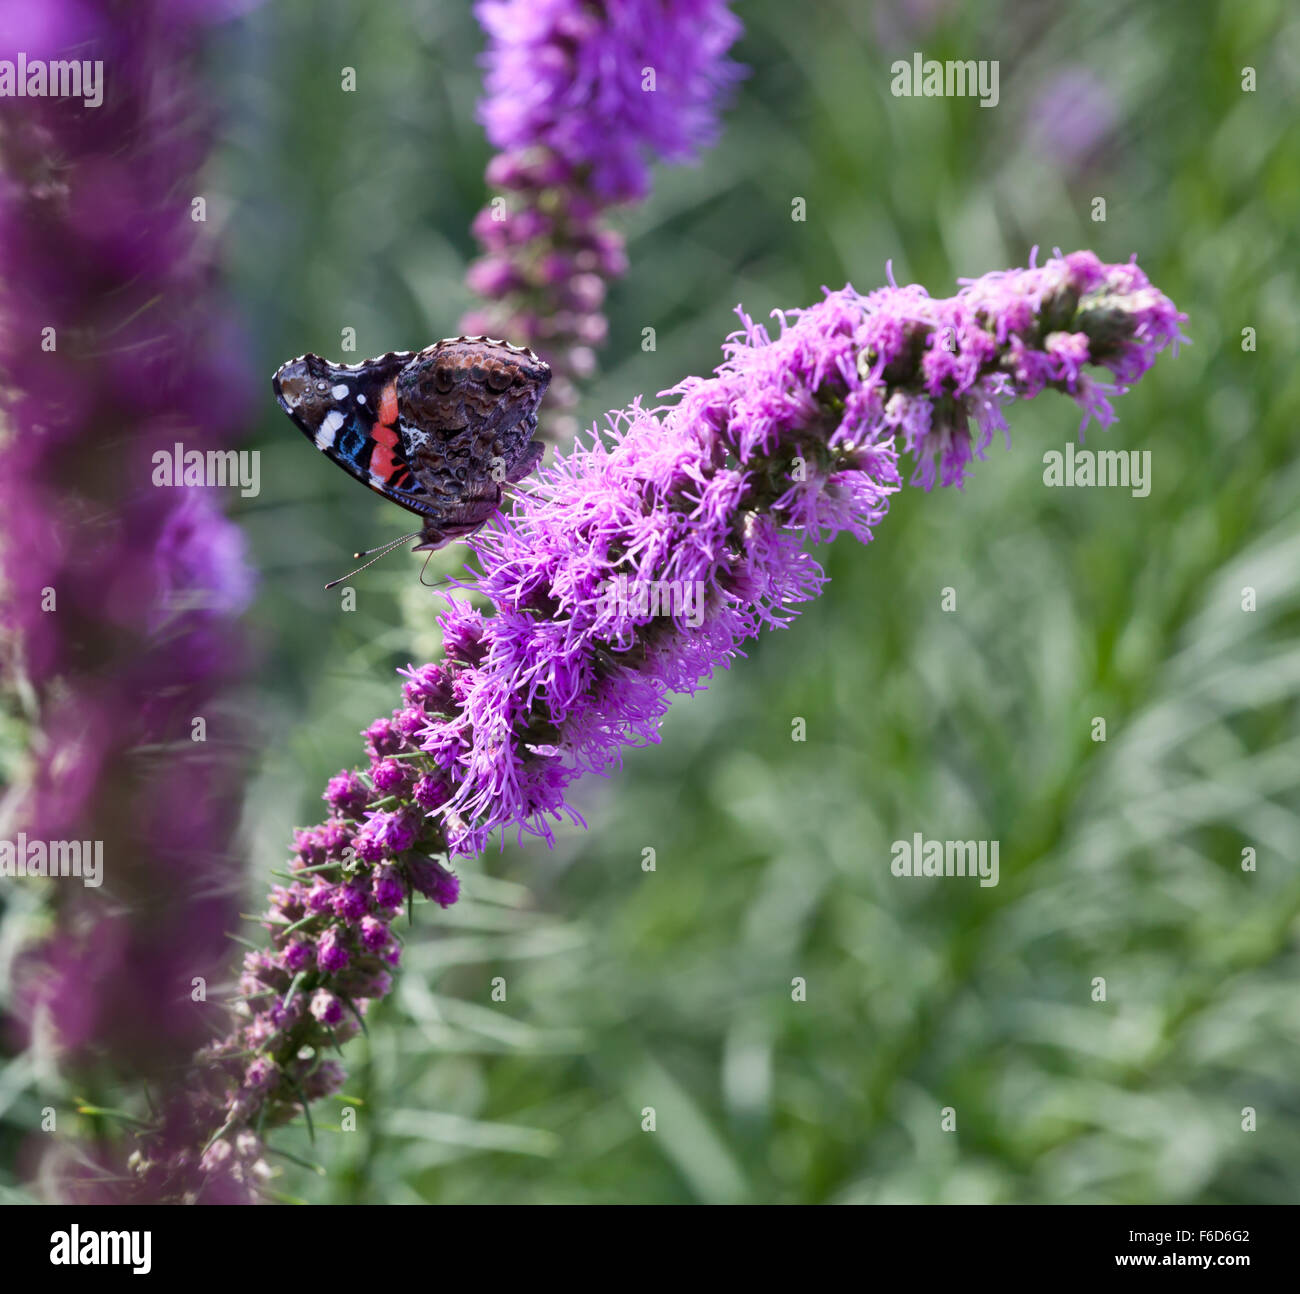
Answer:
xmin=351 ymin=531 xmax=425 ymax=560
xmin=324 ymin=530 xmax=422 ymax=591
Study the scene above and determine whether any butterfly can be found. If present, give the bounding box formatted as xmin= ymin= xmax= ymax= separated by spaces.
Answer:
xmin=272 ymin=336 xmax=550 ymax=585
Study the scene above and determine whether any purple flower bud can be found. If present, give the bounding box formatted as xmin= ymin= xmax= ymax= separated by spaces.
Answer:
xmin=306 ymin=882 xmax=335 ymax=914
xmin=355 ymin=808 xmax=420 ymax=860
xmin=267 ymin=998 xmax=302 ymax=1031
xmin=594 ymin=229 xmax=628 ymax=277
xmin=317 ymin=929 xmax=350 ymax=973
xmin=269 ymin=884 xmax=306 ymax=921
xmin=243 ymin=1057 xmax=279 ymax=1091
xmin=372 ymin=866 xmax=405 ymax=912
xmin=370 ymin=759 xmax=410 ymax=794
xmin=359 ymin=916 xmax=391 ymax=951
xmin=242 ymin=950 xmax=287 ymax=990
xmin=292 ymin=826 xmax=327 ymax=868
xmin=439 ymin=599 xmax=488 ymax=664
xmin=282 ymin=940 xmax=313 ymax=972
xmin=324 ymin=770 xmax=370 ymax=818
xmin=484 ymin=150 xmax=529 ymax=189
xmin=467 ymin=255 xmax=522 ymax=298
xmin=408 ymin=856 xmax=461 ymax=909
xmin=565 ymin=271 xmax=605 ymax=313
xmin=506 ymin=207 xmax=550 ymax=243
xmin=470 ymin=206 xmax=509 ymax=250
xmin=537 ymin=251 xmax=573 ymax=285
xmin=393 ymin=707 xmax=426 ymax=741
xmin=331 ymin=882 xmax=371 ymax=923
xmin=458 ymin=0 xmax=739 ymax=430
xmin=568 ymin=344 xmax=598 ymax=377
xmin=400 ymin=663 xmax=454 ymax=711
xmin=363 ymin=718 xmax=403 ymax=758
xmin=310 ymin=990 xmax=344 ymax=1026
xmin=244 ymin=1017 xmax=275 ymax=1049
xmin=413 ymin=773 xmax=451 ymax=810
xmin=320 ymin=819 xmax=355 ymax=858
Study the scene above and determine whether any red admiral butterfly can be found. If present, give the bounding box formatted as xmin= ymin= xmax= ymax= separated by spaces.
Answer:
xmin=273 ymin=337 xmax=549 ymax=585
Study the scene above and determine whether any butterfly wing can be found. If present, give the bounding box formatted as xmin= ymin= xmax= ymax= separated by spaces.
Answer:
xmin=272 ymin=351 xmax=443 ymax=519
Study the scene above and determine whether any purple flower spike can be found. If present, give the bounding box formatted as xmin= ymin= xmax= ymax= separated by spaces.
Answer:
xmin=476 ymin=0 xmax=744 ymax=201
xmin=463 ymin=1 xmax=744 ymax=438
xmin=149 ymin=252 xmax=1182 ymax=1199
xmin=0 ymin=0 xmax=257 ymax=1206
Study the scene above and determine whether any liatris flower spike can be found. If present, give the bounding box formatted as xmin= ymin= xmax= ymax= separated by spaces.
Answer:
xmin=463 ymin=0 xmax=745 ymax=438
xmin=140 ymin=249 xmax=1183 ymax=1200
xmin=0 ymin=2 xmax=253 ymax=1088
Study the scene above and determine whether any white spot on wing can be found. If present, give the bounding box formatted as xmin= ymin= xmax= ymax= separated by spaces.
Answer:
xmin=316 ymin=408 xmax=345 ymax=449
xmin=331 ymin=383 xmax=349 ymax=399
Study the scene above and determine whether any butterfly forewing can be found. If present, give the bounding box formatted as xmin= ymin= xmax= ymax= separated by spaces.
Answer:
xmin=272 ymin=350 xmax=444 ymax=517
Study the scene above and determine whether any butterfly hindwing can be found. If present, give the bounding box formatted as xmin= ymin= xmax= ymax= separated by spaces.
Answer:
xmin=272 ymin=350 xmax=442 ymax=519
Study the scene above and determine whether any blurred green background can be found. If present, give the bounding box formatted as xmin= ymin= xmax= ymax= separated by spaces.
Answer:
xmin=183 ymin=0 xmax=1300 ymax=1202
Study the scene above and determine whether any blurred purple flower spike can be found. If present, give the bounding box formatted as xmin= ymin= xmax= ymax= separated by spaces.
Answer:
xmin=463 ymin=0 xmax=745 ymax=439
xmin=0 ymin=0 xmax=257 ymax=1199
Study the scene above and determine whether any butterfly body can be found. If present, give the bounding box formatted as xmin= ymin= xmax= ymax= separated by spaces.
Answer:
xmin=273 ymin=337 xmax=549 ymax=552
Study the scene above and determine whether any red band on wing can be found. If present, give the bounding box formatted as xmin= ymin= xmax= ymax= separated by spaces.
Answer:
xmin=370 ymin=419 xmax=402 ymax=483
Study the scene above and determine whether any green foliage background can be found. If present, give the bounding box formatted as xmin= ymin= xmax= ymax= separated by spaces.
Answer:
xmin=9 ymin=0 xmax=1297 ymax=1204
